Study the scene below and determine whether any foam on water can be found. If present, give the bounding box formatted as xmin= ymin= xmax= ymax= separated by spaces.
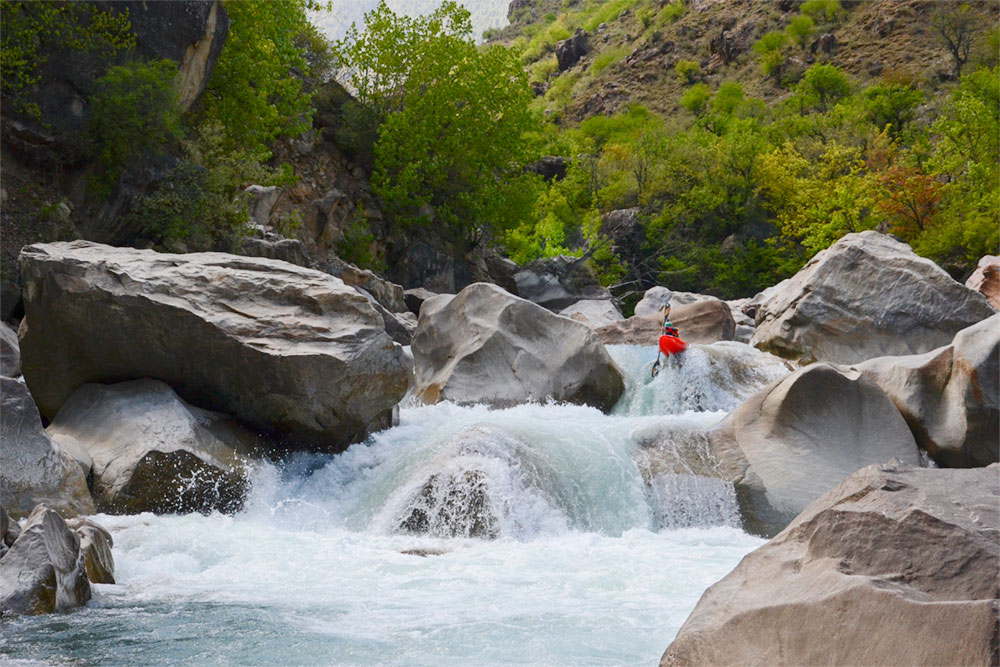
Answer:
xmin=0 ymin=341 xmax=786 ymax=665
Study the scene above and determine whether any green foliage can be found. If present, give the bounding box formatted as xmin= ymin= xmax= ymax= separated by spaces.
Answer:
xmin=674 ymin=59 xmax=700 ymax=84
xmin=87 ymin=59 xmax=183 ymax=195
xmin=591 ymin=47 xmax=627 ymax=74
xmin=786 ymin=15 xmax=815 ymax=47
xmin=581 ymin=0 xmax=640 ymax=32
xmin=680 ymin=83 xmax=712 ymax=115
xmin=712 ymin=82 xmax=745 ymax=115
xmin=339 ymin=1 xmax=540 ymax=245
xmin=800 ymin=0 xmax=843 ymax=23
xmin=754 ymin=31 xmax=788 ymax=77
xmin=796 ymin=63 xmax=851 ymax=111
xmin=337 ymin=205 xmax=382 ymax=271
xmin=198 ymin=0 xmax=316 ymax=160
xmin=1 ymin=1 xmax=134 ymax=117
xmin=662 ymin=0 xmax=686 ymax=23
xmin=861 ymin=83 xmax=923 ymax=138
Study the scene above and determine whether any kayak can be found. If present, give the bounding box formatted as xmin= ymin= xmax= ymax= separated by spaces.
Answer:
xmin=658 ymin=334 xmax=687 ymax=356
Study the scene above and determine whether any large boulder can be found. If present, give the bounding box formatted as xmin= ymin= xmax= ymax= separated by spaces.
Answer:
xmin=65 ymin=518 xmax=115 ymax=585
xmin=966 ymin=255 xmax=1000 ymax=309
xmin=662 ymin=463 xmax=1000 ymax=667
xmin=595 ymin=300 xmax=735 ymax=346
xmin=0 ymin=505 xmax=91 ymax=616
xmin=411 ymin=283 xmax=624 ymax=411
xmin=1 ymin=321 xmax=19 ymax=376
xmin=18 ymin=241 xmax=409 ymax=451
xmin=318 ymin=254 xmax=407 ymax=313
xmin=556 ymin=28 xmax=590 ymax=71
xmin=513 ymin=255 xmax=609 ymax=311
xmin=708 ymin=363 xmax=922 ymax=536
xmin=750 ymin=232 xmax=995 ymax=364
xmin=46 ymin=379 xmax=251 ymax=515
xmin=0 ymin=378 xmax=94 ymax=519
xmin=855 ymin=314 xmax=999 ymax=467
xmin=559 ymin=299 xmax=624 ymax=329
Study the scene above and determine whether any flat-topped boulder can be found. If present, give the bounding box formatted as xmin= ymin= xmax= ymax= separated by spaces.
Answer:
xmin=47 ymin=380 xmax=251 ymax=515
xmin=411 ymin=283 xmax=624 ymax=411
xmin=662 ymin=464 xmax=1000 ymax=667
xmin=708 ymin=363 xmax=921 ymax=536
xmin=856 ymin=313 xmax=999 ymax=467
xmin=18 ymin=241 xmax=409 ymax=451
xmin=0 ymin=378 xmax=94 ymax=519
xmin=750 ymin=231 xmax=995 ymax=364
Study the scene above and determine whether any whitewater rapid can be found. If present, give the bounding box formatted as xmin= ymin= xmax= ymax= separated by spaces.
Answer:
xmin=0 ymin=343 xmax=790 ymax=666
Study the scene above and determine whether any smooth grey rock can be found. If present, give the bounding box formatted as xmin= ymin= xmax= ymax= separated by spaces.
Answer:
xmin=965 ymin=254 xmax=1000 ymax=309
xmin=412 ymin=283 xmax=624 ymax=411
xmin=708 ymin=363 xmax=921 ymax=537
xmin=0 ymin=321 xmax=19 ymax=377
xmin=634 ymin=286 xmax=674 ymax=316
xmin=244 ymin=184 xmax=282 ymax=225
xmin=354 ymin=287 xmax=416 ymax=345
xmin=595 ymin=299 xmax=735 ymax=346
xmin=65 ymin=517 xmax=115 ymax=585
xmin=404 ymin=287 xmax=442 ymax=316
xmin=750 ymin=232 xmax=996 ymax=364
xmin=18 ymin=241 xmax=409 ymax=451
xmin=662 ymin=464 xmax=1000 ymax=667
xmin=46 ymin=379 xmax=251 ymax=515
xmin=855 ymin=314 xmax=999 ymax=467
xmin=319 ymin=254 xmax=407 ymax=313
xmin=513 ymin=255 xmax=609 ymax=311
xmin=559 ymin=299 xmax=624 ymax=329
xmin=0 ymin=378 xmax=94 ymax=520
xmin=0 ymin=505 xmax=91 ymax=616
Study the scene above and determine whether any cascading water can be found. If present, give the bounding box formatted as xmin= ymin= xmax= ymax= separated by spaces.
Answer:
xmin=0 ymin=342 xmax=790 ymax=666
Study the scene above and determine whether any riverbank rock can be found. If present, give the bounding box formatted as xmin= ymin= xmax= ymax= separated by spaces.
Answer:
xmin=661 ymin=463 xmax=1000 ymax=667
xmin=18 ymin=241 xmax=409 ymax=451
xmin=513 ymin=256 xmax=609 ymax=311
xmin=1 ymin=322 xmax=19 ymax=376
xmin=0 ymin=505 xmax=91 ymax=616
xmin=0 ymin=378 xmax=94 ymax=519
xmin=750 ymin=231 xmax=995 ymax=364
xmin=559 ymin=299 xmax=624 ymax=329
xmin=966 ymin=255 xmax=1000 ymax=309
xmin=318 ymin=254 xmax=407 ymax=313
xmin=708 ymin=363 xmax=921 ymax=536
xmin=595 ymin=300 xmax=735 ymax=346
xmin=411 ymin=283 xmax=624 ymax=411
xmin=65 ymin=518 xmax=115 ymax=585
xmin=46 ymin=380 xmax=251 ymax=515
xmin=855 ymin=314 xmax=999 ymax=467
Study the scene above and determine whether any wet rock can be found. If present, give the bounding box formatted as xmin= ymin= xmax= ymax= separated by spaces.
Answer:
xmin=65 ymin=518 xmax=115 ymax=585
xmin=46 ymin=379 xmax=251 ymax=515
xmin=709 ymin=363 xmax=922 ymax=537
xmin=966 ymin=255 xmax=1000 ymax=309
xmin=0 ymin=505 xmax=91 ymax=616
xmin=556 ymin=28 xmax=590 ymax=71
xmin=399 ymin=470 xmax=498 ymax=539
xmin=18 ymin=241 xmax=409 ymax=451
xmin=1 ymin=322 xmax=19 ymax=377
xmin=559 ymin=299 xmax=624 ymax=329
xmin=855 ymin=314 xmax=999 ymax=467
xmin=750 ymin=232 xmax=995 ymax=364
xmin=412 ymin=283 xmax=624 ymax=411
xmin=513 ymin=255 xmax=609 ymax=311
xmin=0 ymin=378 xmax=94 ymax=520
xmin=662 ymin=464 xmax=1000 ymax=667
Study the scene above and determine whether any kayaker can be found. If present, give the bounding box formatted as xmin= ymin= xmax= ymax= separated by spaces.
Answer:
xmin=652 ymin=300 xmax=686 ymax=378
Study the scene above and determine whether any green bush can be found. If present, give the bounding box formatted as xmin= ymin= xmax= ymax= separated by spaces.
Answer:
xmin=87 ymin=59 xmax=183 ymax=195
xmin=786 ymin=15 xmax=815 ymax=47
xmin=680 ymin=83 xmax=712 ymax=114
xmin=591 ymin=48 xmax=627 ymax=74
xmin=797 ymin=63 xmax=851 ymax=111
xmin=754 ymin=31 xmax=788 ymax=77
xmin=674 ymin=59 xmax=700 ymax=84
xmin=800 ymin=0 xmax=844 ymax=22
xmin=662 ymin=0 xmax=686 ymax=23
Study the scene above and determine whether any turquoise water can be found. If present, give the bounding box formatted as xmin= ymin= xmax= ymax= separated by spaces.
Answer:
xmin=0 ymin=344 xmax=787 ymax=665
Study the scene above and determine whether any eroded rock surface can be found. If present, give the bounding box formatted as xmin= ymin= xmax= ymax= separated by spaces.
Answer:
xmin=966 ymin=255 xmax=1000 ymax=309
xmin=412 ymin=283 xmax=624 ymax=411
xmin=18 ymin=241 xmax=409 ymax=451
xmin=751 ymin=231 xmax=995 ymax=364
xmin=662 ymin=464 xmax=1000 ymax=667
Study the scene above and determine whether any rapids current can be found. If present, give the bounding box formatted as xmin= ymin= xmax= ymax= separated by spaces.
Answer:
xmin=0 ymin=343 xmax=789 ymax=666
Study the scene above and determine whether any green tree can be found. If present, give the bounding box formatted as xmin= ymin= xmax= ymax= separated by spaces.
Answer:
xmin=861 ymin=83 xmax=923 ymax=139
xmin=786 ymin=15 xmax=815 ymax=48
xmin=753 ymin=31 xmax=788 ymax=78
xmin=197 ymin=0 xmax=317 ymax=160
xmin=680 ymin=83 xmax=712 ymax=115
xmin=339 ymin=1 xmax=539 ymax=245
xmin=797 ymin=63 xmax=851 ymax=112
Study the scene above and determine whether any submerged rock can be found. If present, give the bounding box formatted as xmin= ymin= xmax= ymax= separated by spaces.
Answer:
xmin=0 ymin=378 xmax=94 ymax=520
xmin=709 ymin=363 xmax=921 ymax=536
xmin=18 ymin=241 xmax=409 ymax=451
xmin=398 ymin=469 xmax=498 ymax=539
xmin=0 ymin=505 xmax=91 ymax=617
xmin=662 ymin=464 xmax=1000 ymax=667
xmin=411 ymin=283 xmax=624 ymax=411
xmin=46 ymin=379 xmax=251 ymax=515
xmin=751 ymin=231 xmax=995 ymax=364
xmin=856 ymin=313 xmax=999 ymax=467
